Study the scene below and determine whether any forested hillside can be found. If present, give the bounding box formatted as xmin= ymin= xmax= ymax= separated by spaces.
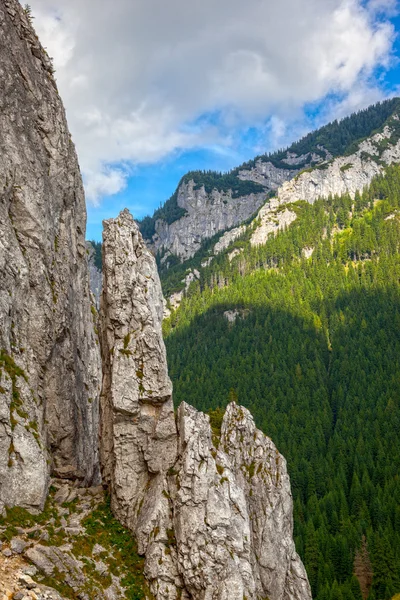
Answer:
xmin=243 ymin=96 xmax=400 ymax=169
xmin=139 ymin=98 xmax=400 ymax=236
xmin=163 ymin=165 xmax=400 ymax=600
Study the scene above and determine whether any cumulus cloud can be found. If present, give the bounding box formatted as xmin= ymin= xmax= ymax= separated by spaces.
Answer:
xmin=29 ymin=0 xmax=397 ymax=202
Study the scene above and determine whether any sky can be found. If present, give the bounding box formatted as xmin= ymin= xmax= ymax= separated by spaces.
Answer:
xmin=28 ymin=0 xmax=400 ymax=240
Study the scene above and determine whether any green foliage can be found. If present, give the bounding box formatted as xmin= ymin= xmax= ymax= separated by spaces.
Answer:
xmin=182 ymin=170 xmax=265 ymax=197
xmin=138 ymin=172 xmax=265 ymax=239
xmin=23 ymin=4 xmax=34 ymax=23
xmin=0 ymin=486 xmax=62 ymax=544
xmin=88 ymin=240 xmax=102 ymax=270
xmin=243 ymin=97 xmax=400 ymax=171
xmin=139 ymin=98 xmax=400 ymax=234
xmin=80 ymin=498 xmax=149 ymax=599
xmin=208 ymin=406 xmax=225 ymax=436
xmin=0 ymin=349 xmax=29 ymax=428
xmin=163 ymin=165 xmax=400 ymax=600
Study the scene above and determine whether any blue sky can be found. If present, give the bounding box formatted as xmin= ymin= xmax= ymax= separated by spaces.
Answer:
xmin=30 ymin=0 xmax=400 ymax=241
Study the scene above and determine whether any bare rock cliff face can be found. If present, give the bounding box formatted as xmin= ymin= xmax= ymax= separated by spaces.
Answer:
xmin=278 ymin=126 xmax=400 ymax=205
xmin=147 ymin=153 xmax=321 ymax=261
xmin=151 ymin=180 xmax=267 ymax=260
xmin=238 ymin=159 xmax=297 ymax=187
xmin=0 ymin=0 xmax=101 ymax=511
xmin=148 ymin=124 xmax=400 ymax=270
xmin=100 ymin=210 xmax=312 ymax=600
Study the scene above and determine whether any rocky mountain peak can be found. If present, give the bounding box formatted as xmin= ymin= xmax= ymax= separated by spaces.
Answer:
xmin=100 ymin=209 xmax=312 ymax=600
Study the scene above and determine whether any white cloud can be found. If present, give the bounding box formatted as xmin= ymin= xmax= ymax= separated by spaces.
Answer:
xmin=368 ymin=0 xmax=399 ymax=16
xmin=28 ymin=0 xmax=397 ymax=202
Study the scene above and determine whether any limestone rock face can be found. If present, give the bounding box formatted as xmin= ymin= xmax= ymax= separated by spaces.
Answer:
xmin=251 ymin=199 xmax=297 ymax=247
xmin=99 ymin=208 xmax=177 ymax=522
xmin=100 ymin=209 xmax=311 ymax=600
xmin=213 ymin=225 xmax=246 ymax=254
xmin=147 ymin=123 xmax=400 ymax=269
xmin=238 ymin=159 xmax=297 ymax=187
xmin=0 ymin=0 xmax=101 ymax=511
xmin=150 ymin=180 xmax=266 ymax=260
xmin=221 ymin=403 xmax=311 ymax=600
xmin=146 ymin=153 xmax=321 ymax=261
xmin=278 ymin=127 xmax=400 ymax=206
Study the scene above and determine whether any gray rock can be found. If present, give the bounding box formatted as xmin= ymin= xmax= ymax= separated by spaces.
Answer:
xmin=53 ymin=486 xmax=70 ymax=505
xmin=251 ymin=199 xmax=297 ymax=247
xmin=100 ymin=209 xmax=178 ymax=525
xmin=25 ymin=546 xmax=56 ymax=576
xmin=25 ymin=545 xmax=85 ymax=590
xmin=100 ymin=210 xmax=311 ymax=600
xmin=38 ymin=530 xmax=50 ymax=542
xmin=2 ymin=547 xmax=12 ymax=557
xmin=0 ymin=0 xmax=101 ymax=511
xmin=148 ymin=180 xmax=267 ymax=260
xmin=278 ymin=125 xmax=400 ymax=206
xmin=88 ymin=485 xmax=104 ymax=497
xmin=22 ymin=566 xmax=38 ymax=576
xmin=11 ymin=537 xmax=27 ymax=554
xmin=18 ymin=573 xmax=36 ymax=589
xmin=92 ymin=543 xmax=107 ymax=556
xmin=213 ymin=225 xmax=246 ymax=254
xmin=146 ymin=152 xmax=307 ymax=260
xmin=95 ymin=560 xmax=108 ymax=576
xmin=238 ymin=158 xmax=298 ymax=187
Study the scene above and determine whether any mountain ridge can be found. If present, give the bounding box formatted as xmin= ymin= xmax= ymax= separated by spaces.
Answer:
xmin=139 ymin=98 xmax=400 ymax=262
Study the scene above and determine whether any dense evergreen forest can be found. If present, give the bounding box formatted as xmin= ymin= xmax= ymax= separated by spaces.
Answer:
xmin=139 ymin=98 xmax=400 ymax=236
xmin=163 ymin=165 xmax=400 ymax=600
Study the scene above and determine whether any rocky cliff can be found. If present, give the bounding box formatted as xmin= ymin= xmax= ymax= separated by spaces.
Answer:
xmin=278 ymin=124 xmax=400 ymax=206
xmin=150 ymin=180 xmax=267 ymax=261
xmin=159 ymin=116 xmax=400 ymax=316
xmin=100 ymin=209 xmax=312 ymax=600
xmin=0 ymin=0 xmax=101 ymax=512
xmin=144 ymin=104 xmax=400 ymax=267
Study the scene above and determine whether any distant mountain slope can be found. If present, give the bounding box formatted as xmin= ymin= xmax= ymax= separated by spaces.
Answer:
xmin=139 ymin=98 xmax=400 ymax=261
xmin=162 ymin=165 xmax=400 ymax=600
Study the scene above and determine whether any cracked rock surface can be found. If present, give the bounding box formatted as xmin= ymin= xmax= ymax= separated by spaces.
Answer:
xmin=148 ymin=180 xmax=267 ymax=260
xmin=100 ymin=210 xmax=312 ymax=600
xmin=0 ymin=0 xmax=101 ymax=511
xmin=278 ymin=125 xmax=400 ymax=206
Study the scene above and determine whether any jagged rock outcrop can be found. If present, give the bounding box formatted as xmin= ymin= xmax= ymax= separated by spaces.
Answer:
xmin=100 ymin=209 xmax=312 ymax=600
xmin=213 ymin=224 xmax=246 ymax=254
xmin=146 ymin=150 xmax=327 ymax=261
xmin=100 ymin=209 xmax=180 ymax=598
xmin=278 ymin=125 xmax=400 ymax=205
xmin=251 ymin=199 xmax=297 ymax=247
xmin=238 ymin=159 xmax=298 ymax=187
xmin=150 ymin=180 xmax=266 ymax=260
xmin=0 ymin=0 xmax=101 ymax=511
